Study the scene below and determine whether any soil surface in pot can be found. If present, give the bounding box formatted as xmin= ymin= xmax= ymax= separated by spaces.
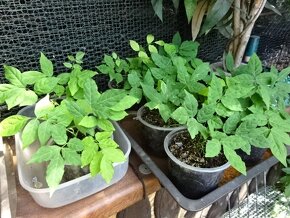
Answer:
xmin=169 ymin=131 xmax=227 ymax=168
xmin=142 ymin=107 xmax=179 ymax=128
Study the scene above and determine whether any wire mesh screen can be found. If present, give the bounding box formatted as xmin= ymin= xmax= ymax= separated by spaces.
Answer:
xmin=0 ymin=0 xmax=178 ymax=83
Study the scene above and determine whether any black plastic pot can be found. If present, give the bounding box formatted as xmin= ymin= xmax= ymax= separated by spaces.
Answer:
xmin=136 ymin=106 xmax=181 ymax=156
xmin=164 ymin=128 xmax=230 ymax=199
xmin=237 ymin=147 xmax=267 ymax=167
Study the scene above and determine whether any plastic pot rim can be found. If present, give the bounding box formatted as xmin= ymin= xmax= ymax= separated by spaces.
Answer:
xmin=16 ymin=105 xmax=130 ymax=193
xmin=136 ymin=105 xmax=182 ymax=131
xmin=164 ymin=127 xmax=230 ymax=173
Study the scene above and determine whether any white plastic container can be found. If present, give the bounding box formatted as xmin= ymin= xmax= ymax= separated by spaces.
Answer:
xmin=15 ymin=106 xmax=131 ymax=208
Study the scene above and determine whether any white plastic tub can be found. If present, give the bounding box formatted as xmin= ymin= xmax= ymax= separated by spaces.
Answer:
xmin=15 ymin=106 xmax=131 ymax=208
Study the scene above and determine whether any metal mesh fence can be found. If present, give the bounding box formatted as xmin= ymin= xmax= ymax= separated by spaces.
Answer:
xmin=0 ymin=0 xmax=178 ymax=84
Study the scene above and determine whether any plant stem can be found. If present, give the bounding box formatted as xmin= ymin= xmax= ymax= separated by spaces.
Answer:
xmin=234 ymin=0 xmax=267 ymax=67
xmin=233 ymin=0 xmax=241 ymax=56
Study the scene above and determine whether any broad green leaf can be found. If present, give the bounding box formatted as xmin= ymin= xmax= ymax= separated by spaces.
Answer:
xmin=151 ymin=53 xmax=172 ymax=69
xmin=151 ymin=0 xmax=163 ymax=21
xmin=221 ymin=95 xmax=243 ymax=111
xmin=28 ymin=145 xmax=61 ymax=163
xmin=95 ymin=119 xmax=115 ymax=131
xmin=100 ymin=156 xmax=114 ymax=183
xmin=95 ymin=131 xmax=113 ymax=141
xmin=146 ymin=34 xmax=154 ymax=44
xmin=164 ymin=44 xmax=177 ymax=55
xmin=141 ymin=83 xmax=162 ymax=104
xmin=223 ymin=145 xmax=246 ymax=175
xmin=215 ymin=103 xmax=234 ymax=117
xmin=223 ymin=112 xmax=241 ymax=134
xmin=102 ymin=147 xmax=126 ymax=163
xmin=57 ymin=73 xmax=70 ymax=85
xmin=128 ymin=71 xmax=141 ymax=87
xmin=54 ymin=85 xmax=65 ymax=97
xmin=187 ymin=118 xmax=199 ymax=139
xmin=110 ymin=96 xmax=138 ymax=111
xmin=210 ymin=116 xmax=223 ymax=129
xmin=258 ymin=85 xmax=271 ymax=109
xmin=83 ymin=78 xmax=100 ymax=108
xmin=268 ymin=131 xmax=287 ymax=166
xmin=238 ymin=128 xmax=269 ymax=148
xmin=0 ymin=84 xmax=15 ymax=92
xmin=62 ymin=148 xmax=81 ymax=165
xmin=197 ymin=103 xmax=216 ymax=123
xmin=208 ymin=74 xmax=224 ymax=103
xmin=68 ymin=75 xmax=79 ymax=96
xmin=76 ymin=51 xmax=85 ymax=61
xmin=4 ymin=65 xmax=25 ymax=88
xmin=98 ymin=137 xmax=119 ymax=149
xmin=93 ymin=89 xmax=127 ymax=109
xmin=226 ymin=74 xmax=255 ymax=97
xmin=221 ymin=135 xmax=249 ymax=150
xmin=183 ymin=90 xmax=198 ymax=116
xmin=157 ymin=104 xmax=172 ymax=122
xmin=172 ymin=32 xmax=181 ymax=46
xmin=148 ymin=45 xmax=158 ymax=53
xmin=46 ymin=156 xmax=64 ymax=189
xmin=104 ymin=55 xmax=115 ymax=68
xmin=179 ymin=41 xmax=199 ymax=60
xmin=107 ymin=110 xmax=128 ymax=121
xmin=248 ymin=53 xmax=262 ymax=76
xmin=82 ymin=136 xmax=98 ymax=149
xmin=143 ymin=70 xmax=154 ymax=87
xmin=5 ymin=88 xmax=38 ymax=109
xmin=51 ymin=124 xmax=67 ymax=145
xmin=171 ymin=107 xmax=188 ymax=124
xmin=67 ymin=138 xmax=83 ymax=151
xmin=77 ymin=70 xmax=97 ymax=88
xmin=34 ymin=77 xmax=59 ymax=94
xmin=129 ymin=40 xmax=140 ymax=52
xmin=277 ymin=66 xmax=290 ymax=82
xmin=268 ymin=112 xmax=290 ymax=132
xmin=0 ymin=115 xmax=29 ymax=137
xmin=40 ymin=53 xmax=53 ymax=76
xmin=236 ymin=120 xmax=258 ymax=135
xmin=205 ymin=139 xmax=221 ymax=157
xmin=63 ymin=62 xmax=72 ymax=68
xmin=200 ymin=0 xmax=234 ymax=35
xmin=21 ymin=119 xmax=40 ymax=148
xmin=65 ymin=100 xmax=86 ymax=122
xmin=191 ymin=62 xmax=210 ymax=82
xmin=38 ymin=121 xmax=52 ymax=145
xmin=225 ymin=52 xmax=234 ymax=73
xmin=90 ymin=152 xmax=103 ymax=176
xmin=184 ymin=0 xmax=197 ymax=22
xmin=172 ymin=56 xmax=189 ymax=84
xmin=150 ymin=68 xmax=167 ymax=80
xmin=79 ymin=116 xmax=99 ymax=128
xmin=129 ymin=87 xmax=142 ymax=102
xmin=22 ymin=71 xmax=45 ymax=85
xmin=34 ymin=95 xmax=54 ymax=118
xmin=241 ymin=113 xmax=268 ymax=127
xmin=81 ymin=146 xmax=96 ymax=167
xmin=47 ymin=104 xmax=73 ymax=127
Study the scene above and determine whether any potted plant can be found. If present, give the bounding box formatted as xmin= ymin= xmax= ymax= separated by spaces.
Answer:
xmin=0 ymin=52 xmax=138 ymax=208
xmin=163 ymin=54 xmax=290 ymax=199
xmin=114 ymin=34 xmax=210 ymax=155
xmin=152 ymin=0 xmax=280 ymax=67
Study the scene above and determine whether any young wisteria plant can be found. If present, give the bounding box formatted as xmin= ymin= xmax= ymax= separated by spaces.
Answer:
xmin=168 ymin=54 xmax=290 ymax=175
xmin=0 ymin=52 xmax=137 ymax=189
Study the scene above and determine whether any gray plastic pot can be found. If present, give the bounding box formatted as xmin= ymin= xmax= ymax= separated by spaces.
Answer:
xmin=16 ymin=105 xmax=131 ymax=208
xmin=164 ymin=127 xmax=230 ymax=199
xmin=136 ymin=106 xmax=181 ymax=156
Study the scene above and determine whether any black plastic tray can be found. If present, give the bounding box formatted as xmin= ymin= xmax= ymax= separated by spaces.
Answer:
xmin=121 ymin=116 xmax=286 ymax=212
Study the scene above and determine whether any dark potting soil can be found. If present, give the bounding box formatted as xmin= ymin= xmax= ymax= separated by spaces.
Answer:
xmin=169 ymin=131 xmax=227 ymax=168
xmin=142 ymin=107 xmax=179 ymax=128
